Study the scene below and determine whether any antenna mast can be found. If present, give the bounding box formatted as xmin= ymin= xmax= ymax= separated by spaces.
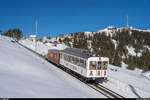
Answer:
xmin=127 ymin=14 xmax=128 ymax=28
xmin=35 ymin=20 xmax=38 ymax=51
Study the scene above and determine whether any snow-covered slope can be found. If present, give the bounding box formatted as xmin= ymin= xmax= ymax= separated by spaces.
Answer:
xmin=0 ymin=36 xmax=106 ymax=98
xmin=100 ymin=64 xmax=150 ymax=98
xmin=143 ymin=71 xmax=150 ymax=80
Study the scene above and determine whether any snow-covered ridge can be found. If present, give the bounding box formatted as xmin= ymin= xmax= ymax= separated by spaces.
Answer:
xmin=98 ymin=26 xmax=150 ymax=33
xmin=55 ymin=26 xmax=150 ymax=40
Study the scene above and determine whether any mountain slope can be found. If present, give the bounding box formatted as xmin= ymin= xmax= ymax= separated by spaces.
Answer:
xmin=55 ymin=26 xmax=150 ymax=72
xmin=0 ymin=36 xmax=105 ymax=98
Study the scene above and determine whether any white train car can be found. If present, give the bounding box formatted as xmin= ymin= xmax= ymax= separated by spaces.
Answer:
xmin=60 ymin=48 xmax=109 ymax=81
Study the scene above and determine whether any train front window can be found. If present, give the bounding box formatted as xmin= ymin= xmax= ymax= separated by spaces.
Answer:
xmin=98 ymin=61 xmax=102 ymax=70
xmin=89 ymin=61 xmax=108 ymax=70
xmin=102 ymin=61 xmax=108 ymax=70
xmin=89 ymin=61 xmax=97 ymax=70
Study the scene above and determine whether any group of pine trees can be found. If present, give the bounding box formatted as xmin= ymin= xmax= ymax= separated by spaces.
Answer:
xmin=0 ymin=29 xmax=23 ymax=40
xmin=58 ymin=28 xmax=150 ymax=72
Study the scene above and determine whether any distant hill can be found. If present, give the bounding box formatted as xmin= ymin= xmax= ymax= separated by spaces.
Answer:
xmin=52 ymin=26 xmax=150 ymax=72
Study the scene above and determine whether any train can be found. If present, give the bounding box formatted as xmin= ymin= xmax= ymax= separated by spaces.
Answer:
xmin=45 ymin=48 xmax=109 ymax=83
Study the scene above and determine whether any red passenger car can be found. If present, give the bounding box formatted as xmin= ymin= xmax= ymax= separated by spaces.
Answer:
xmin=46 ymin=49 xmax=61 ymax=66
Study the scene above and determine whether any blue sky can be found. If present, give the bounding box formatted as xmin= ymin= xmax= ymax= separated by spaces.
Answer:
xmin=0 ymin=0 xmax=150 ymax=38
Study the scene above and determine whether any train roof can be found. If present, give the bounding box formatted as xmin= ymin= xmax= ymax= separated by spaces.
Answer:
xmin=48 ymin=49 xmax=61 ymax=54
xmin=61 ymin=48 xmax=93 ymax=59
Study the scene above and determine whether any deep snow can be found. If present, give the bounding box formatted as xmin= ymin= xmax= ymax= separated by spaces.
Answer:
xmin=0 ymin=36 xmax=106 ymax=98
xmin=101 ymin=64 xmax=150 ymax=98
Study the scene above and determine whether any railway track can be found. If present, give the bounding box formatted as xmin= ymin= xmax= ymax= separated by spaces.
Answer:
xmin=17 ymin=42 xmax=125 ymax=98
xmin=88 ymin=84 xmax=125 ymax=98
xmin=66 ymin=69 xmax=125 ymax=98
xmin=97 ymin=84 xmax=125 ymax=98
xmin=63 ymin=68 xmax=125 ymax=98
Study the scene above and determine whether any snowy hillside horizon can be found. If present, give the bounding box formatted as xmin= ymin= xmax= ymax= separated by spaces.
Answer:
xmin=52 ymin=26 xmax=150 ymax=72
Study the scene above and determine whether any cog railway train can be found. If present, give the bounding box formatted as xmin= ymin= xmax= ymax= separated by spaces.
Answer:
xmin=45 ymin=48 xmax=109 ymax=82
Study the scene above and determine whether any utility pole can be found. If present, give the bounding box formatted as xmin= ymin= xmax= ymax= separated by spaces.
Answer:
xmin=35 ymin=20 xmax=38 ymax=51
xmin=0 ymin=31 xmax=1 ymax=40
xmin=126 ymin=14 xmax=129 ymax=28
xmin=49 ymin=32 xmax=50 ymax=39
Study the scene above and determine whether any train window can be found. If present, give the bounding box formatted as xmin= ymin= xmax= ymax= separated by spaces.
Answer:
xmin=72 ymin=56 xmax=75 ymax=64
xmin=66 ymin=55 xmax=69 ymax=62
xmin=83 ymin=60 xmax=86 ymax=68
xmin=72 ymin=57 xmax=78 ymax=66
xmin=79 ymin=59 xmax=86 ymax=68
xmin=89 ymin=61 xmax=97 ymax=70
xmin=74 ymin=57 xmax=77 ymax=65
xmin=101 ymin=61 xmax=108 ymax=70
xmin=76 ymin=58 xmax=80 ymax=66
xmin=63 ymin=54 xmax=65 ymax=60
xmin=80 ymin=59 xmax=84 ymax=67
xmin=65 ymin=55 xmax=67 ymax=61
xmin=74 ymin=57 xmax=76 ymax=65
xmin=104 ymin=62 xmax=108 ymax=65
xmin=50 ymin=53 xmax=53 ymax=57
xmin=98 ymin=61 xmax=102 ymax=70
xmin=62 ymin=53 xmax=86 ymax=68
xmin=55 ymin=55 xmax=57 ymax=59
xmin=89 ymin=61 xmax=108 ymax=70
xmin=64 ymin=54 xmax=67 ymax=61
xmin=68 ymin=55 xmax=72 ymax=63
xmin=60 ymin=53 xmax=62 ymax=59
xmin=70 ymin=56 xmax=73 ymax=63
xmin=68 ymin=55 xmax=70 ymax=62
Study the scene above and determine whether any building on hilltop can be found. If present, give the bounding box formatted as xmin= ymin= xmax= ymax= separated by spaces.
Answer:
xmin=107 ymin=26 xmax=117 ymax=30
xmin=29 ymin=35 xmax=36 ymax=42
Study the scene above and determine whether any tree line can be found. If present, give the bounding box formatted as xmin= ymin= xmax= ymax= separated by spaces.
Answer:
xmin=0 ymin=28 xmax=23 ymax=40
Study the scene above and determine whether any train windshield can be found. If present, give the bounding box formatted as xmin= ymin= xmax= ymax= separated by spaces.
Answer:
xmin=89 ymin=61 xmax=108 ymax=70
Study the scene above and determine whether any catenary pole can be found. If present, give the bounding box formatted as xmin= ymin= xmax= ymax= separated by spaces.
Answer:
xmin=35 ymin=20 xmax=38 ymax=51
